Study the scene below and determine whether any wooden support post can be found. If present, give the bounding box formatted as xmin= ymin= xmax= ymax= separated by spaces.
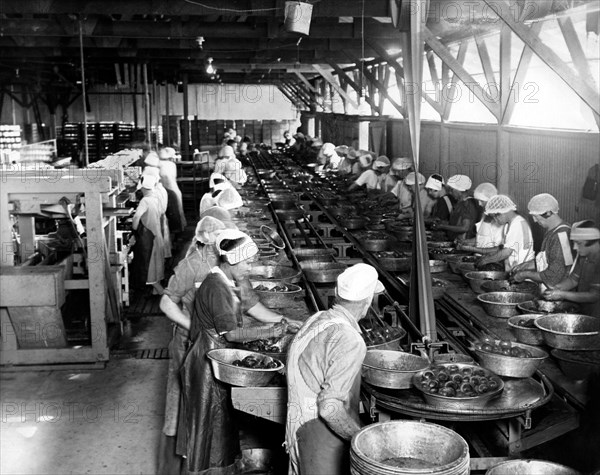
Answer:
xmin=483 ymin=0 xmax=599 ymax=116
xmin=143 ymin=63 xmax=151 ymax=145
xmin=131 ymin=64 xmax=138 ymax=129
xmin=165 ymin=82 xmax=171 ymax=146
xmin=182 ymin=73 xmax=190 ymax=159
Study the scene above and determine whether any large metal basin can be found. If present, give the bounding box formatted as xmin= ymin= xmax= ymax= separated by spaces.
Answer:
xmin=517 ymin=299 xmax=580 ymax=315
xmin=300 ymin=261 xmax=346 ymax=283
xmin=534 ymin=314 xmax=600 ymax=351
xmin=207 ymin=349 xmax=283 ymax=387
xmin=362 ymin=350 xmax=429 ymax=389
xmin=249 ymin=265 xmax=302 ymax=284
xmin=464 ymin=271 xmax=509 ymax=294
xmin=486 ymin=459 xmax=580 ymax=474
xmin=351 ymin=421 xmax=469 ymax=475
xmin=477 ymin=292 xmax=536 ymax=319
xmin=294 ymin=247 xmax=336 ymax=262
xmin=250 ymin=281 xmax=303 ymax=309
xmin=481 ymin=280 xmax=539 ymax=295
xmin=474 ymin=342 xmax=548 ymax=378
xmin=508 ymin=315 xmax=545 ymax=345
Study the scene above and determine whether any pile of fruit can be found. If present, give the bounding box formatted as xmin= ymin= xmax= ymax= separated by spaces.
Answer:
xmin=231 ymin=355 xmax=281 ymax=369
xmin=253 ymin=284 xmax=290 ymax=292
xmin=515 ymin=318 xmax=537 ymax=329
xmin=417 ymin=365 xmax=501 ymax=398
xmin=475 ymin=337 xmax=533 ymax=358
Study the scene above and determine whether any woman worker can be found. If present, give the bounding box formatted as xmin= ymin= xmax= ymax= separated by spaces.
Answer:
xmin=436 ymin=174 xmax=481 ymax=241
xmin=347 ymin=156 xmax=390 ymax=191
xmin=543 ymin=220 xmax=600 ymax=317
xmin=386 ymin=157 xmax=414 ymax=197
xmin=473 ymin=195 xmax=535 ymax=272
xmin=177 ymin=230 xmax=291 ymax=473
xmin=425 ymin=174 xmax=454 ymax=222
xmin=158 ymin=146 xmax=187 ymax=234
xmin=157 ymin=216 xmax=226 ymax=474
xmin=130 ymin=173 xmax=166 ymax=294
xmin=511 ymin=193 xmax=574 ymax=291
xmin=456 ymin=183 xmax=503 ymax=251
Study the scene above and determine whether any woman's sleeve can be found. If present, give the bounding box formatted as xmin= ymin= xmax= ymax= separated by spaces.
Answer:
xmin=203 ymin=279 xmax=239 ymax=334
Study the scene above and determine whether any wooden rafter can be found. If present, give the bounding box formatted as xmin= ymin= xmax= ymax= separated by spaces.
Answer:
xmin=277 ymin=84 xmax=299 ymax=108
xmin=502 ymin=21 xmax=542 ymax=124
xmin=483 ymin=0 xmax=599 ymax=116
xmin=379 ymin=65 xmax=391 ymax=114
xmin=313 ymin=64 xmax=359 ymax=109
xmin=557 ymin=15 xmax=600 ymax=128
xmin=280 ymin=82 xmax=308 ymax=109
xmin=346 ymin=54 xmax=405 ymax=117
xmin=474 ymin=34 xmax=498 ymax=96
xmin=441 ymin=40 xmax=468 ymax=121
xmin=500 ymin=25 xmax=512 ymax=115
xmin=292 ymin=71 xmax=319 ymax=94
xmin=325 ymin=60 xmax=379 ymax=114
xmin=368 ymin=40 xmax=443 ymax=117
xmin=284 ymin=81 xmax=312 ymax=108
xmin=424 ymin=29 xmax=501 ymax=121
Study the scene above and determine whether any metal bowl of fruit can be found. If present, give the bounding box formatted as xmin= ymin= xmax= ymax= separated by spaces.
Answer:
xmin=412 ymin=363 xmax=504 ymax=410
xmin=517 ymin=299 xmax=580 ymax=315
xmin=362 ymin=350 xmax=429 ymax=390
xmin=251 ymin=281 xmax=303 ymax=308
xmin=508 ymin=315 xmax=544 ymax=345
xmin=473 ymin=338 xmax=548 ymax=378
xmin=464 ymin=271 xmax=509 ymax=294
xmin=477 ymin=292 xmax=536 ymax=319
xmin=207 ymin=349 xmax=284 ymax=387
xmin=446 ymin=255 xmax=478 ymax=274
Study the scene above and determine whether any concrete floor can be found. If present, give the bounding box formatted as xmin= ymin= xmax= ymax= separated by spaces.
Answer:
xmin=1 ymin=316 xmax=172 ymax=475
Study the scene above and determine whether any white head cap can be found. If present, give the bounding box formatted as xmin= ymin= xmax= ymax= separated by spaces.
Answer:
xmin=337 ymin=263 xmax=380 ymax=301
xmin=209 ymin=172 xmax=228 ymax=189
xmin=447 ymin=174 xmax=472 ymax=192
xmin=425 ymin=175 xmax=444 ymax=191
xmin=473 ymin=183 xmax=498 ymax=202
xmin=359 ymin=154 xmax=373 ymax=168
xmin=140 ymin=174 xmax=158 ymax=190
xmin=528 ymin=193 xmax=559 ymax=215
xmin=216 ymin=229 xmax=259 ymax=265
xmin=392 ymin=157 xmax=413 ymax=171
xmin=218 ymin=145 xmax=236 ymax=159
xmin=194 ymin=216 xmax=226 ymax=245
xmin=142 ymin=166 xmax=160 ymax=178
xmin=216 ymin=187 xmax=243 ymax=210
xmin=372 ymin=156 xmax=391 ymax=170
xmin=321 ymin=143 xmax=335 ymax=157
xmin=485 ymin=195 xmax=517 ymax=215
xmin=144 ymin=152 xmax=160 ymax=168
xmin=159 ymin=147 xmax=176 ymax=160
xmin=405 ymin=172 xmax=426 ymax=186
xmin=570 ymin=220 xmax=600 ymax=241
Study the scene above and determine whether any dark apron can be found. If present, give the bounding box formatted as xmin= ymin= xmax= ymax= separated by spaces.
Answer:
xmin=297 ymin=418 xmax=349 ymax=475
xmin=130 ymin=222 xmax=154 ymax=289
xmin=177 ymin=331 xmax=242 ymax=475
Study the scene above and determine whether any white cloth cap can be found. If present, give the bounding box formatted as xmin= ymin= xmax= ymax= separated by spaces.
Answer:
xmin=425 ymin=175 xmax=444 ymax=191
xmin=216 ymin=187 xmax=243 ymax=210
xmin=528 ymin=193 xmax=559 ymax=215
xmin=209 ymin=173 xmax=228 ymax=189
xmin=216 ymin=229 xmax=259 ymax=265
xmin=447 ymin=174 xmax=472 ymax=192
xmin=571 ymin=221 xmax=600 ymax=241
xmin=194 ymin=216 xmax=227 ymax=244
xmin=347 ymin=148 xmax=359 ymax=160
xmin=405 ymin=172 xmax=425 ymax=186
xmin=485 ymin=194 xmax=517 ymax=214
xmin=359 ymin=154 xmax=373 ymax=168
xmin=142 ymin=166 xmax=160 ymax=177
xmin=335 ymin=145 xmax=349 ymax=156
xmin=372 ymin=156 xmax=391 ymax=170
xmin=473 ymin=183 xmax=498 ymax=202
xmin=320 ymin=143 xmax=335 ymax=156
xmin=144 ymin=153 xmax=160 ymax=168
xmin=140 ymin=174 xmax=158 ymax=190
xmin=218 ymin=145 xmax=235 ymax=159
xmin=159 ymin=147 xmax=176 ymax=160
xmin=337 ymin=263 xmax=380 ymax=301
xmin=392 ymin=157 xmax=413 ymax=171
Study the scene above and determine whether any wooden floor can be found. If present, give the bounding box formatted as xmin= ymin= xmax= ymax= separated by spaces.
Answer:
xmin=125 ymin=292 xmax=163 ymax=317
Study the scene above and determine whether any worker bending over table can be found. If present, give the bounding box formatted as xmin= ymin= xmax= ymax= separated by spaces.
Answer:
xmin=285 ymin=263 xmax=382 ymax=475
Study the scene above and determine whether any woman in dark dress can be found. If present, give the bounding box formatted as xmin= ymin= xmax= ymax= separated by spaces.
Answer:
xmin=177 ymin=230 xmax=286 ymax=475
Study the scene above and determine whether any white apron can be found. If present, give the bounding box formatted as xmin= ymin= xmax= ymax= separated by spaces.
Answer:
xmin=285 ymin=310 xmax=357 ymax=475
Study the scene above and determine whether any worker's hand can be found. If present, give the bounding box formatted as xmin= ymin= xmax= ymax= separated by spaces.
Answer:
xmin=475 ymin=257 xmax=489 ymax=270
xmin=271 ymin=323 xmax=287 ymax=338
xmin=128 ymin=235 xmax=136 ymax=247
xmin=510 ymin=262 xmax=527 ymax=275
xmin=512 ymin=272 xmax=527 ymax=283
xmin=543 ymin=290 xmax=564 ymax=301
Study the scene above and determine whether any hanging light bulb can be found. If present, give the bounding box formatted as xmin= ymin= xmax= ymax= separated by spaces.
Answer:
xmin=206 ymin=57 xmax=215 ymax=75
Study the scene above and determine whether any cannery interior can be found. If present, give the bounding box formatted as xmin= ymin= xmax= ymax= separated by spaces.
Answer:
xmin=1 ymin=1 xmax=599 ymax=474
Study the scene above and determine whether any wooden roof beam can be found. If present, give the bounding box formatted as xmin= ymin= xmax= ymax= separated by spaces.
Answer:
xmin=482 ymin=0 xmax=599 ymax=116
xmin=312 ymin=64 xmax=358 ymax=109
xmin=324 ymin=60 xmax=379 ymax=115
xmin=423 ymin=28 xmax=501 ymax=122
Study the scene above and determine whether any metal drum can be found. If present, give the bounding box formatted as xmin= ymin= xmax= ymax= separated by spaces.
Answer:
xmin=351 ymin=421 xmax=470 ymax=475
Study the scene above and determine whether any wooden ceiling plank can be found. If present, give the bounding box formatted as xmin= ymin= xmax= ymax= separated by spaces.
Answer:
xmin=292 ymin=71 xmax=319 ymax=93
xmin=482 ymin=0 xmax=599 ymax=116
xmin=424 ymin=28 xmax=500 ymax=121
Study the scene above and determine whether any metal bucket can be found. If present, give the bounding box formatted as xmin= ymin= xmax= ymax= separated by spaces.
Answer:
xmin=284 ymin=1 xmax=313 ymax=35
xmin=351 ymin=421 xmax=470 ymax=475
